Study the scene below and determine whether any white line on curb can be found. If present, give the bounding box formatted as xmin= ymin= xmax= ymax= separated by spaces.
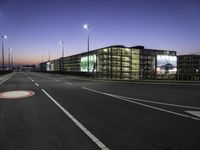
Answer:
xmin=82 ymin=87 xmax=200 ymax=121
xmin=41 ymin=89 xmax=109 ymax=150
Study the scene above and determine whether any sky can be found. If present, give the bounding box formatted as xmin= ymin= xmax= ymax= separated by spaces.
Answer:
xmin=0 ymin=0 xmax=200 ymax=65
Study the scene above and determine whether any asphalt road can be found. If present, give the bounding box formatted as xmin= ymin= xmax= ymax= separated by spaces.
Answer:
xmin=0 ymin=72 xmax=200 ymax=150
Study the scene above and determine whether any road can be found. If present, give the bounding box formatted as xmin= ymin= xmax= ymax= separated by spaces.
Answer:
xmin=0 ymin=72 xmax=200 ymax=150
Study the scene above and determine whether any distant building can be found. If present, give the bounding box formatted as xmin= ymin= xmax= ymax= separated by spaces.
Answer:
xmin=177 ymin=55 xmax=200 ymax=80
xmin=39 ymin=45 xmax=177 ymax=80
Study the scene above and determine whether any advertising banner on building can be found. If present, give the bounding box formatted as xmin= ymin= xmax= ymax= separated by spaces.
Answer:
xmin=80 ymin=55 xmax=96 ymax=72
xmin=156 ymin=55 xmax=177 ymax=74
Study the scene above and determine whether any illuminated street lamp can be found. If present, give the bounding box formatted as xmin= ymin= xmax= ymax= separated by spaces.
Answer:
xmin=83 ymin=24 xmax=90 ymax=75
xmin=59 ymin=41 xmax=65 ymax=72
xmin=1 ymin=35 xmax=7 ymax=70
xmin=60 ymin=41 xmax=64 ymax=58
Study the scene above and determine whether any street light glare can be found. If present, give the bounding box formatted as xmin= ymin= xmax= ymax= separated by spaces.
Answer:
xmin=60 ymin=41 xmax=64 ymax=44
xmin=83 ymin=24 xmax=89 ymax=30
xmin=2 ymin=35 xmax=7 ymax=39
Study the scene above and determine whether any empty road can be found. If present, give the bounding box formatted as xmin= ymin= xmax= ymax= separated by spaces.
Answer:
xmin=0 ymin=72 xmax=200 ymax=150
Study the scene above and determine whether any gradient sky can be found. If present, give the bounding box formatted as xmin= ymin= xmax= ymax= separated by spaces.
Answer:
xmin=0 ymin=0 xmax=200 ymax=65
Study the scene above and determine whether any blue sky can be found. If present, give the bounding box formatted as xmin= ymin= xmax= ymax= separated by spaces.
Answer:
xmin=0 ymin=0 xmax=200 ymax=65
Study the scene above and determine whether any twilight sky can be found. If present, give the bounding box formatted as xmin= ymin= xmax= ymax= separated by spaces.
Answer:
xmin=0 ymin=0 xmax=200 ymax=65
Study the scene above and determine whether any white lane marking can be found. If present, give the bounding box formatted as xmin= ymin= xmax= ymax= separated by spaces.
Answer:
xmin=82 ymin=87 xmax=200 ymax=121
xmin=55 ymin=79 xmax=60 ymax=82
xmin=24 ymin=73 xmax=40 ymax=87
xmin=82 ymin=87 xmax=200 ymax=110
xmin=185 ymin=111 xmax=200 ymax=118
xmin=41 ymin=89 xmax=109 ymax=150
xmin=111 ymin=95 xmax=200 ymax=110
xmin=0 ymin=73 xmax=16 ymax=85
xmin=64 ymin=82 xmax=72 ymax=86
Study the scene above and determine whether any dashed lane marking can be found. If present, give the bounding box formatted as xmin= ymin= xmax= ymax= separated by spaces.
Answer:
xmin=24 ymin=73 xmax=40 ymax=88
xmin=64 ymin=82 xmax=72 ymax=85
xmin=82 ymin=87 xmax=200 ymax=121
xmin=41 ymin=89 xmax=109 ymax=150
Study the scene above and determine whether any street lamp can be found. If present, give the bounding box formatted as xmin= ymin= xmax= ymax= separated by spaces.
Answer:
xmin=60 ymin=41 xmax=64 ymax=58
xmin=11 ymin=53 xmax=13 ymax=69
xmin=48 ymin=50 xmax=51 ymax=61
xmin=83 ymin=24 xmax=90 ymax=75
xmin=59 ymin=41 xmax=65 ymax=72
xmin=8 ymin=48 xmax=12 ymax=68
xmin=1 ymin=35 xmax=7 ymax=71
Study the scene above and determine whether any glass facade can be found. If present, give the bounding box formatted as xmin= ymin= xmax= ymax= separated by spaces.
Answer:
xmin=177 ymin=55 xmax=200 ymax=80
xmin=39 ymin=45 xmax=177 ymax=80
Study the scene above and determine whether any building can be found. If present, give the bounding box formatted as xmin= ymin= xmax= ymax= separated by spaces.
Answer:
xmin=40 ymin=45 xmax=177 ymax=80
xmin=177 ymin=54 xmax=200 ymax=80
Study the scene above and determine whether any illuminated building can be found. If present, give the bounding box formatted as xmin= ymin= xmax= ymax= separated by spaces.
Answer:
xmin=39 ymin=45 xmax=177 ymax=80
xmin=177 ymin=54 xmax=200 ymax=80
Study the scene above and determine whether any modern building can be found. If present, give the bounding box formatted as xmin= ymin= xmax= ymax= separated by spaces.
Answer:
xmin=40 ymin=45 xmax=177 ymax=80
xmin=177 ymin=54 xmax=200 ymax=80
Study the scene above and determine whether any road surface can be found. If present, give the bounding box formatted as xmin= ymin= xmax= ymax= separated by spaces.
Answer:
xmin=0 ymin=72 xmax=200 ymax=150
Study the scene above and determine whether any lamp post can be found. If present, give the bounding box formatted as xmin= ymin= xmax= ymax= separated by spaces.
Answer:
xmin=1 ymin=35 xmax=7 ymax=71
xmin=83 ymin=24 xmax=90 ymax=76
xmin=59 ymin=41 xmax=65 ymax=72
xmin=10 ymin=53 xmax=13 ymax=69
xmin=60 ymin=41 xmax=64 ymax=58
xmin=8 ymin=48 xmax=11 ymax=68
xmin=48 ymin=50 xmax=51 ymax=61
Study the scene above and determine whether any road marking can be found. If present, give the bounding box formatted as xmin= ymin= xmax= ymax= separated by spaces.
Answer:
xmin=185 ymin=111 xmax=200 ymax=118
xmin=0 ymin=90 xmax=35 ymax=99
xmin=55 ymin=79 xmax=60 ymax=82
xmin=41 ymin=89 xmax=109 ymax=150
xmin=82 ymin=87 xmax=200 ymax=121
xmin=64 ymin=82 xmax=72 ymax=85
xmin=111 ymin=95 xmax=200 ymax=110
xmin=31 ymin=80 xmax=34 ymax=82
xmin=82 ymin=87 xmax=200 ymax=110
xmin=35 ymin=83 xmax=39 ymax=87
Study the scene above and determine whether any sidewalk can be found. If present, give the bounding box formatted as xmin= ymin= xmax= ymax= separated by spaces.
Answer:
xmin=0 ymin=72 xmax=15 ymax=84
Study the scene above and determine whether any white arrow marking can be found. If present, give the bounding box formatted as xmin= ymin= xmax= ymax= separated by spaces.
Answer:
xmin=185 ymin=111 xmax=200 ymax=118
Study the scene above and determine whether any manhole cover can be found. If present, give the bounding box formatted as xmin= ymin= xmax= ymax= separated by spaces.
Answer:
xmin=0 ymin=90 xmax=35 ymax=99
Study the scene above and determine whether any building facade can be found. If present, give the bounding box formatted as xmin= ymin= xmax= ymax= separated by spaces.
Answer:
xmin=40 ymin=45 xmax=177 ymax=80
xmin=177 ymin=55 xmax=200 ymax=80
